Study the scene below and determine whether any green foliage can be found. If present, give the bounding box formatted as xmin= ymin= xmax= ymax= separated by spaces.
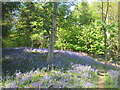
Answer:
xmin=2 ymin=2 xmax=119 ymax=62
xmin=2 ymin=2 xmax=20 ymax=37
xmin=30 ymin=32 xmax=48 ymax=48
xmin=55 ymin=21 xmax=104 ymax=55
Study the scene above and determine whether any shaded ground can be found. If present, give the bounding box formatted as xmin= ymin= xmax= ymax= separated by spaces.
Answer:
xmin=92 ymin=55 xmax=120 ymax=69
xmin=2 ymin=47 xmax=118 ymax=77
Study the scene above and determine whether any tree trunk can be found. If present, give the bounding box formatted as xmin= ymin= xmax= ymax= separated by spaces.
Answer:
xmin=102 ymin=1 xmax=109 ymax=65
xmin=104 ymin=28 xmax=107 ymax=64
xmin=118 ymin=2 xmax=120 ymax=88
xmin=105 ymin=1 xmax=109 ymax=64
xmin=118 ymin=1 xmax=120 ymax=61
xmin=47 ymin=3 xmax=58 ymax=61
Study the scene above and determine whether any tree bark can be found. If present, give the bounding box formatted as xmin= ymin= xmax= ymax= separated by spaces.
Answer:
xmin=118 ymin=1 xmax=120 ymax=60
xmin=102 ymin=1 xmax=109 ymax=65
xmin=105 ymin=1 xmax=109 ymax=64
xmin=47 ymin=3 xmax=58 ymax=61
xmin=118 ymin=2 xmax=120 ymax=88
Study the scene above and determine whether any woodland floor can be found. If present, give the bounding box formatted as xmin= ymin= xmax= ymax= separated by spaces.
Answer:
xmin=2 ymin=47 xmax=120 ymax=88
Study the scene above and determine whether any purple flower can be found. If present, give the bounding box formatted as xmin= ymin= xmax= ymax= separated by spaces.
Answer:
xmin=43 ymin=76 xmax=52 ymax=81
xmin=31 ymin=82 xmax=43 ymax=87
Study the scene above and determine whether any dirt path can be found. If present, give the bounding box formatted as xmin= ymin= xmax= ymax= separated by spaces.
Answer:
xmin=98 ymin=70 xmax=106 ymax=88
xmin=98 ymin=75 xmax=105 ymax=88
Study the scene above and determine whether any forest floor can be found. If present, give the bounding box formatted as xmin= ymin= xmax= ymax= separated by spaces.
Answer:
xmin=89 ymin=53 xmax=120 ymax=69
xmin=98 ymin=69 xmax=106 ymax=88
xmin=2 ymin=47 xmax=119 ymax=88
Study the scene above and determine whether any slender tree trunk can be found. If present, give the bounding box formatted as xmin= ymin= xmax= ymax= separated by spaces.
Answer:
xmin=118 ymin=1 xmax=120 ymax=88
xmin=102 ymin=1 xmax=107 ymax=64
xmin=118 ymin=1 xmax=120 ymax=67
xmin=105 ymin=1 xmax=109 ymax=63
xmin=118 ymin=1 xmax=120 ymax=61
xmin=105 ymin=1 xmax=109 ymax=22
xmin=47 ymin=3 xmax=58 ymax=61
xmin=102 ymin=1 xmax=109 ymax=64
xmin=104 ymin=28 xmax=107 ymax=64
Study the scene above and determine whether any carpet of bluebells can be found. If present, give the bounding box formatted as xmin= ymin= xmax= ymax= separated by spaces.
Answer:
xmin=2 ymin=47 xmax=120 ymax=88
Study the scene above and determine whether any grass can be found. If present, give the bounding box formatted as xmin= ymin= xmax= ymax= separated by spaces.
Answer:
xmin=104 ymin=70 xmax=119 ymax=88
xmin=2 ymin=47 xmax=120 ymax=88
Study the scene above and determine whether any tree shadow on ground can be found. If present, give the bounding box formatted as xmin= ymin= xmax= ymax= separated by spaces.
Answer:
xmin=2 ymin=47 xmax=118 ymax=78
